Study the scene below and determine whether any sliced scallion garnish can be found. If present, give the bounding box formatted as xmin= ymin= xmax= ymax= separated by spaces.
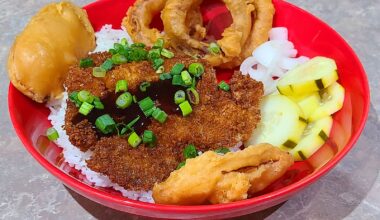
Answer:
xmin=100 ymin=58 xmax=113 ymax=71
xmin=186 ymin=88 xmax=199 ymax=105
xmin=148 ymin=48 xmax=161 ymax=60
xmin=218 ymin=81 xmax=230 ymax=91
xmin=172 ymin=75 xmax=184 ymax=86
xmin=138 ymin=97 xmax=155 ymax=114
xmin=79 ymin=102 xmax=94 ymax=116
xmin=77 ymin=90 xmax=94 ymax=103
xmin=183 ymin=144 xmax=197 ymax=159
xmin=128 ymin=132 xmax=142 ymax=148
xmin=115 ymin=80 xmax=128 ymax=93
xmin=46 ymin=127 xmax=59 ymax=141
xmin=181 ymin=70 xmax=192 ymax=86
xmin=139 ymin=82 xmax=151 ymax=92
xmin=93 ymin=97 xmax=104 ymax=110
xmin=161 ymin=48 xmax=174 ymax=59
xmin=170 ymin=63 xmax=185 ymax=75
xmin=95 ymin=114 xmax=116 ymax=134
xmin=188 ymin=63 xmax=204 ymax=77
xmin=174 ymin=90 xmax=186 ymax=104
xmin=159 ymin=73 xmax=172 ymax=80
xmin=79 ymin=58 xmax=94 ymax=68
xmin=176 ymin=161 xmax=186 ymax=170
xmin=156 ymin=65 xmax=165 ymax=74
xmin=92 ymin=67 xmax=106 ymax=78
xmin=152 ymin=58 xmax=164 ymax=70
xmin=152 ymin=108 xmax=168 ymax=123
xmin=179 ymin=100 xmax=192 ymax=116
xmin=208 ymin=42 xmax=221 ymax=55
xmin=116 ymin=92 xmax=133 ymax=109
xmin=153 ymin=38 xmax=164 ymax=49
xmin=215 ymin=147 xmax=230 ymax=154
xmin=142 ymin=130 xmax=157 ymax=147
xmin=112 ymin=54 xmax=128 ymax=65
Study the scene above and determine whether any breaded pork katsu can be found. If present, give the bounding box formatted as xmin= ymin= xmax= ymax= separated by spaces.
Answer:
xmin=64 ymin=52 xmax=264 ymax=190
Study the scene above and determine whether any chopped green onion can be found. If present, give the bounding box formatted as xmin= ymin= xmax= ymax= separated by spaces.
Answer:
xmin=100 ymin=58 xmax=113 ymax=71
xmin=170 ymin=63 xmax=185 ymax=75
xmin=128 ymin=48 xmax=148 ymax=61
xmin=152 ymin=108 xmax=168 ymax=123
xmin=95 ymin=114 xmax=116 ymax=134
xmin=109 ymin=48 xmax=117 ymax=55
xmin=156 ymin=65 xmax=165 ymax=74
xmin=120 ymin=38 xmax=128 ymax=47
xmin=186 ymin=88 xmax=200 ymax=105
xmin=172 ymin=75 xmax=184 ymax=86
xmin=138 ymin=97 xmax=155 ymax=113
xmin=188 ymin=63 xmax=205 ymax=77
xmin=174 ymin=90 xmax=186 ymax=104
xmin=126 ymin=116 xmax=140 ymax=129
xmin=77 ymin=90 xmax=94 ymax=103
xmin=142 ymin=130 xmax=157 ymax=147
xmin=148 ymin=48 xmax=162 ymax=60
xmin=115 ymin=80 xmax=128 ymax=93
xmin=131 ymin=43 xmax=146 ymax=48
xmin=120 ymin=127 xmax=128 ymax=135
xmin=114 ymin=43 xmax=124 ymax=53
xmin=179 ymin=101 xmax=192 ymax=116
xmin=176 ymin=161 xmax=186 ymax=170
xmin=181 ymin=71 xmax=192 ymax=86
xmin=139 ymin=82 xmax=151 ymax=92
xmin=208 ymin=42 xmax=221 ymax=54
xmin=112 ymin=54 xmax=128 ymax=65
xmin=92 ymin=67 xmax=106 ymax=78
xmin=218 ymin=81 xmax=230 ymax=91
xmin=153 ymin=38 xmax=164 ymax=49
xmin=69 ymin=91 xmax=82 ymax=107
xmin=128 ymin=132 xmax=142 ymax=148
xmin=116 ymin=92 xmax=133 ymax=109
xmin=183 ymin=144 xmax=197 ymax=159
xmin=159 ymin=73 xmax=172 ymax=80
xmin=132 ymin=95 xmax=138 ymax=103
xmin=152 ymin=58 xmax=164 ymax=70
xmin=215 ymin=147 xmax=230 ymax=154
xmin=161 ymin=48 xmax=174 ymax=58
xmin=79 ymin=58 xmax=94 ymax=68
xmin=93 ymin=97 xmax=104 ymax=110
xmin=143 ymin=106 xmax=156 ymax=117
xmin=46 ymin=127 xmax=59 ymax=141
xmin=79 ymin=102 xmax=94 ymax=116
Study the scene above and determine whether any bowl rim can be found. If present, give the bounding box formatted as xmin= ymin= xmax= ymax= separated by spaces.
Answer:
xmin=8 ymin=0 xmax=370 ymax=214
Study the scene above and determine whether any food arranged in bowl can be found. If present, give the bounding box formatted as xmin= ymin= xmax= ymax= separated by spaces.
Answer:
xmin=7 ymin=0 xmax=369 ymax=217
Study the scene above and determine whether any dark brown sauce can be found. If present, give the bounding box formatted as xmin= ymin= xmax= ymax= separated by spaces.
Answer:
xmin=72 ymin=80 xmax=184 ymax=136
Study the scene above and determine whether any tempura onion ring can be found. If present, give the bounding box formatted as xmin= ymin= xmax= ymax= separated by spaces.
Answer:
xmin=123 ymin=0 xmax=206 ymax=46
xmin=162 ymin=0 xmax=255 ymax=66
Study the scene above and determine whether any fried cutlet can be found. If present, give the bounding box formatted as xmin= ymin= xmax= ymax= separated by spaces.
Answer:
xmin=64 ymin=52 xmax=263 ymax=190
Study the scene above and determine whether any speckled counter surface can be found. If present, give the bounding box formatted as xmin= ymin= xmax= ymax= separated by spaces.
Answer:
xmin=0 ymin=0 xmax=379 ymax=219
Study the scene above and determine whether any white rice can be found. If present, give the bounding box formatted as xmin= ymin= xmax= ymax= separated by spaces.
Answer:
xmin=93 ymin=24 xmax=133 ymax=53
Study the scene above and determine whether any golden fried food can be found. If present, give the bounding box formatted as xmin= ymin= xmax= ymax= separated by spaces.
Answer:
xmin=123 ymin=0 xmax=206 ymax=46
xmin=241 ymin=0 xmax=275 ymax=58
xmin=162 ymin=0 xmax=254 ymax=66
xmin=152 ymin=144 xmax=294 ymax=205
xmin=7 ymin=1 xmax=95 ymax=103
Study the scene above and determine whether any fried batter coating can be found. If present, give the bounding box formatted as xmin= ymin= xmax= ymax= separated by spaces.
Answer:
xmin=123 ymin=0 xmax=206 ymax=46
xmin=152 ymin=144 xmax=294 ymax=205
xmin=162 ymin=0 xmax=254 ymax=67
xmin=64 ymin=53 xmax=264 ymax=190
xmin=241 ymin=0 xmax=275 ymax=58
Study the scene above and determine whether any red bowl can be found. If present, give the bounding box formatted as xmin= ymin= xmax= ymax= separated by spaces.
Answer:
xmin=8 ymin=0 xmax=370 ymax=219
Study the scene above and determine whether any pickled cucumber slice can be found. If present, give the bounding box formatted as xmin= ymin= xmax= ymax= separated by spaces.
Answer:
xmin=309 ymin=82 xmax=345 ymax=121
xmin=277 ymin=57 xmax=338 ymax=96
xmin=291 ymin=93 xmax=321 ymax=120
xmin=290 ymin=116 xmax=333 ymax=161
xmin=246 ymin=95 xmax=307 ymax=150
